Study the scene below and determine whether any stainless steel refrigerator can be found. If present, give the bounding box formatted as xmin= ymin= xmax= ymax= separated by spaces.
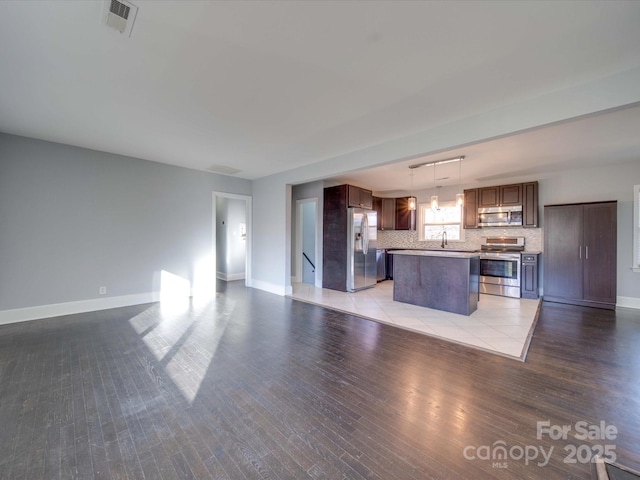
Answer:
xmin=347 ymin=208 xmax=378 ymax=292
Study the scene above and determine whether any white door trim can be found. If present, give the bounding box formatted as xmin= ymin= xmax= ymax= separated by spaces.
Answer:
xmin=213 ymin=192 xmax=252 ymax=287
xmin=295 ymin=197 xmax=318 ymax=285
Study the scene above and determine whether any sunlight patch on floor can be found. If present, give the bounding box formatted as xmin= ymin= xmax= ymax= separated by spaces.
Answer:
xmin=127 ymin=270 xmax=229 ymax=403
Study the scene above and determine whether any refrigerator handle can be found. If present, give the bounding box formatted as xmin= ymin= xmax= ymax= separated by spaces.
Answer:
xmin=362 ymin=212 xmax=369 ymax=255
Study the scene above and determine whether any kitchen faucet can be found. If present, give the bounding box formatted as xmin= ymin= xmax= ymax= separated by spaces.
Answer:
xmin=441 ymin=231 xmax=447 ymax=248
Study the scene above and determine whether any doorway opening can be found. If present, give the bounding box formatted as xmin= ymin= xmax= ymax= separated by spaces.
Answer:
xmin=295 ymin=198 xmax=318 ymax=286
xmin=213 ymin=192 xmax=252 ymax=288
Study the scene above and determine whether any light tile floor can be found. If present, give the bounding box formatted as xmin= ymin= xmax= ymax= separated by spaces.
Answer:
xmin=289 ymin=280 xmax=541 ymax=360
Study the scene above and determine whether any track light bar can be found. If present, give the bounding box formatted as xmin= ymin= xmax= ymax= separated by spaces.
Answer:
xmin=408 ymin=155 xmax=465 ymax=170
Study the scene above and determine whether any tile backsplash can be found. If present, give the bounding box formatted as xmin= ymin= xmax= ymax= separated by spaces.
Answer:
xmin=377 ymin=227 xmax=542 ymax=253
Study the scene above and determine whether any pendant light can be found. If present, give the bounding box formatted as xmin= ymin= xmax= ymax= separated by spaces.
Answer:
xmin=456 ymin=157 xmax=464 ymax=207
xmin=408 ymin=171 xmax=417 ymax=210
xmin=430 ymin=161 xmax=439 ymax=211
xmin=406 ymin=155 xmax=465 ymax=211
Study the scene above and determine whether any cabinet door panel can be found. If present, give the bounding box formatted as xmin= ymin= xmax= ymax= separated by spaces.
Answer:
xmin=500 ymin=184 xmax=522 ymax=205
xmin=395 ymin=197 xmax=415 ymax=230
xmin=544 ymin=205 xmax=583 ymax=300
xmin=583 ymin=202 xmax=617 ymax=304
xmin=523 ymin=182 xmax=538 ymax=227
xmin=360 ymin=189 xmax=373 ymax=209
xmin=479 ymin=187 xmax=499 ymax=207
xmin=373 ymin=196 xmax=382 ymax=222
xmin=382 ymin=198 xmax=396 ymax=230
xmin=348 ymin=185 xmax=373 ymax=208
xmin=463 ymin=189 xmax=479 ymax=228
xmin=347 ymin=185 xmax=361 ymax=207
xmin=521 ymin=262 xmax=538 ymax=298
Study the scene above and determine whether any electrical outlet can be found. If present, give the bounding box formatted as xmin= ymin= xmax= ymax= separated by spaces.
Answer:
xmin=99 ymin=286 xmax=107 ymax=295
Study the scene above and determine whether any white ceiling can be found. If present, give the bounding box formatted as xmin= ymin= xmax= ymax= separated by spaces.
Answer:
xmin=1 ymin=1 xmax=640 ymax=184
xmin=330 ymin=103 xmax=640 ymax=195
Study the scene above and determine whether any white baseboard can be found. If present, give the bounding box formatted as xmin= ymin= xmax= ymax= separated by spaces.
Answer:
xmin=250 ymin=278 xmax=289 ymax=296
xmin=617 ymin=296 xmax=640 ymax=310
xmin=0 ymin=292 xmax=161 ymax=326
xmin=3 ymin=289 xmax=635 ymax=327
xmin=216 ymin=271 xmax=246 ymax=281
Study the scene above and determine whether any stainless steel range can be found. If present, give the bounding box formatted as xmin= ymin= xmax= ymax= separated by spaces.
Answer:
xmin=479 ymin=236 xmax=525 ymax=298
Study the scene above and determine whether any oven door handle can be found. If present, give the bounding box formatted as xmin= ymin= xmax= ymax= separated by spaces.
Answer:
xmin=480 ymin=254 xmax=522 ymax=260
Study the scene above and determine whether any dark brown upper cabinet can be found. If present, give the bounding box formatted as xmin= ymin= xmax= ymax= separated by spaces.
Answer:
xmin=463 ymin=189 xmax=479 ymax=229
xmin=478 ymin=184 xmax=522 ymax=207
xmin=522 ymin=181 xmax=538 ymax=228
xmin=465 ymin=181 xmax=538 ymax=228
xmin=373 ymin=196 xmax=397 ymax=230
xmin=373 ymin=196 xmax=382 ymax=218
xmin=395 ymin=197 xmax=416 ymax=230
xmin=347 ymin=185 xmax=373 ymax=209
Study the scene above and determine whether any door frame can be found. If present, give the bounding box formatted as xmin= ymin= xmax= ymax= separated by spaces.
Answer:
xmin=295 ymin=197 xmax=319 ymax=286
xmin=213 ymin=192 xmax=252 ymax=287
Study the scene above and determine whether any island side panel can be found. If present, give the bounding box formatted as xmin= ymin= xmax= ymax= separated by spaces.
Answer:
xmin=470 ymin=256 xmax=480 ymax=307
xmin=393 ymin=254 xmax=479 ymax=315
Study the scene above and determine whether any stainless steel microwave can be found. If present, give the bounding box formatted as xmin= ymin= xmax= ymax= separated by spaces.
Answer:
xmin=477 ymin=205 xmax=523 ymax=227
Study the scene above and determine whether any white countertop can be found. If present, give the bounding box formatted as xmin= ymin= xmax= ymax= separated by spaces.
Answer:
xmin=389 ymin=250 xmax=480 ymax=258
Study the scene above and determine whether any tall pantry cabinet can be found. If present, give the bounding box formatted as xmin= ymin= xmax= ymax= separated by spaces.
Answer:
xmin=543 ymin=201 xmax=617 ymax=309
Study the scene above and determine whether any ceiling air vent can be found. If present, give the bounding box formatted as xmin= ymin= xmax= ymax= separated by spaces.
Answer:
xmin=102 ymin=0 xmax=138 ymax=37
xmin=206 ymin=164 xmax=243 ymax=175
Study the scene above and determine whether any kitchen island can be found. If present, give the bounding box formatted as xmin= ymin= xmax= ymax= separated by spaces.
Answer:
xmin=390 ymin=250 xmax=480 ymax=315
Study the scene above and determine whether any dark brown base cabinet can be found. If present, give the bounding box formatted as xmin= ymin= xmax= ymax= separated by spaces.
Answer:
xmin=521 ymin=253 xmax=539 ymax=299
xmin=543 ymin=201 xmax=617 ymax=310
xmin=392 ymin=253 xmax=479 ymax=316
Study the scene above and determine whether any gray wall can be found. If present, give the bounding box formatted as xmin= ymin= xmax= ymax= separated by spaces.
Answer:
xmin=3 ymin=66 xmax=640 ymax=311
xmin=0 ymin=133 xmax=251 ymax=311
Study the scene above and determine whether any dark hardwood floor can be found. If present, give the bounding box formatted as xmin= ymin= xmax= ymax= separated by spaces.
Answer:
xmin=1 ymin=280 xmax=639 ymax=479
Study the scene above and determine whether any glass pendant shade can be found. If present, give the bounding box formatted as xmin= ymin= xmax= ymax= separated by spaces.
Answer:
xmin=405 ymin=155 xmax=465 ymax=213
xmin=456 ymin=158 xmax=464 ymax=207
